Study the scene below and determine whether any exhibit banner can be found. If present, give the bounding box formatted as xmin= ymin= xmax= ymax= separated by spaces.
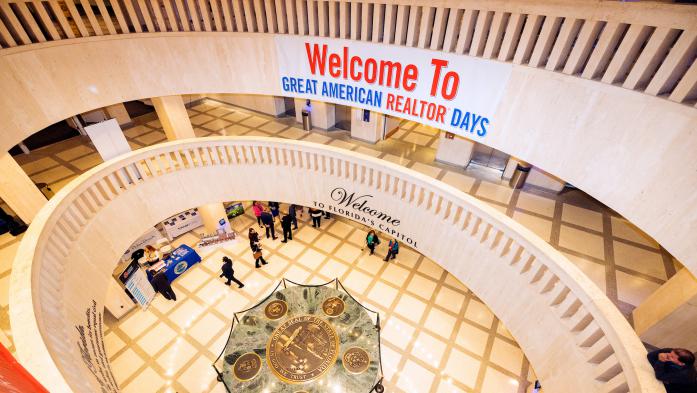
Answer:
xmin=161 ymin=209 xmax=203 ymax=240
xmin=125 ymin=268 xmax=156 ymax=310
xmin=275 ymin=36 xmax=513 ymax=139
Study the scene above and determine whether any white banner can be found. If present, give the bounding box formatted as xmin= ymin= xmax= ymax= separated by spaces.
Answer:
xmin=161 ymin=208 xmax=203 ymax=240
xmin=275 ymin=36 xmax=513 ymax=139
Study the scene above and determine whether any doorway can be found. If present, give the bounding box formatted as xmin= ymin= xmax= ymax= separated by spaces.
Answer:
xmin=334 ymin=104 xmax=352 ymax=131
xmin=283 ymin=97 xmax=296 ymax=117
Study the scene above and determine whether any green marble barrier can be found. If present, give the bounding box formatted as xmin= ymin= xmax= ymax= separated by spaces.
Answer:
xmin=214 ymin=283 xmax=381 ymax=392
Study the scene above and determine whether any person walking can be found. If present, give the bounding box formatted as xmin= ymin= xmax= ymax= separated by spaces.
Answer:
xmin=252 ymin=201 xmax=264 ymax=227
xmin=150 ymin=270 xmax=177 ymax=301
xmin=288 ymin=204 xmax=299 ymax=229
xmin=251 ymin=239 xmax=268 ymax=268
xmin=365 ymin=230 xmax=380 ymax=255
xmin=281 ymin=213 xmax=293 ymax=243
xmin=248 ymin=227 xmax=260 ymax=244
xmin=260 ymin=210 xmax=277 ymax=239
xmin=309 ymin=207 xmax=323 ymax=228
xmin=220 ymin=256 xmax=244 ymax=288
xmin=384 ymin=238 xmax=399 ymax=261
xmin=268 ymin=201 xmax=280 ymax=223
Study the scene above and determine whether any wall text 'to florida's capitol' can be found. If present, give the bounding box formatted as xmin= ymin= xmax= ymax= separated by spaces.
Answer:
xmin=312 ymin=187 xmax=418 ymax=247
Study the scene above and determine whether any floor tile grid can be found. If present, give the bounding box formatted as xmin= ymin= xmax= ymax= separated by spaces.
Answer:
xmin=266 ymin=210 xmax=531 ymax=392
xmin=258 ymin=211 xmax=531 ymax=393
xmin=106 ymin=251 xmax=258 ymax=391
xmin=104 ymin=202 xmax=533 ymax=393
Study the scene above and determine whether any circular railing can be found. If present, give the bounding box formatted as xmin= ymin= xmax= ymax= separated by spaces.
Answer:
xmin=11 ymin=137 xmax=664 ymax=392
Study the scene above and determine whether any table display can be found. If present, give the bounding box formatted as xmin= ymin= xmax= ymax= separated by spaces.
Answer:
xmin=157 ymin=245 xmax=202 ymax=282
xmin=196 ymin=231 xmax=239 ymax=256
xmin=214 ymin=280 xmax=383 ymax=392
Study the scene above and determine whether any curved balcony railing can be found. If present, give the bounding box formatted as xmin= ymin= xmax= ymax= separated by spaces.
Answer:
xmin=11 ymin=137 xmax=663 ymax=392
xmin=0 ymin=0 xmax=695 ymax=105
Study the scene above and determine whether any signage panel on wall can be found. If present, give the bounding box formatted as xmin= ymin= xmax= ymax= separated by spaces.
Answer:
xmin=314 ymin=186 xmax=418 ymax=248
xmin=275 ymin=36 xmax=513 ymax=139
xmin=160 ymin=208 xmax=203 ymax=240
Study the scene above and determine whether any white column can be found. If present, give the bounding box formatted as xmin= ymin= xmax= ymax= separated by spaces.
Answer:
xmin=104 ymin=103 xmax=132 ymax=127
xmin=349 ymin=108 xmax=385 ymax=144
xmin=634 ymin=268 xmax=697 ymax=350
xmin=197 ymin=202 xmax=231 ymax=234
xmin=0 ymin=152 xmax=47 ymax=223
xmin=154 ymin=99 xmax=229 ymax=231
xmin=294 ymin=99 xmax=336 ymax=130
xmin=152 ymin=95 xmax=196 ymax=140
xmin=435 ymin=133 xmax=475 ymax=167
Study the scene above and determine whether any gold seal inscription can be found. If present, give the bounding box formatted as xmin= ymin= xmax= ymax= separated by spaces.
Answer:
xmin=266 ymin=315 xmax=339 ymax=383
xmin=232 ymin=352 xmax=262 ymax=381
xmin=342 ymin=347 xmax=370 ymax=374
xmin=322 ymin=297 xmax=345 ymax=317
xmin=264 ymin=299 xmax=288 ymax=320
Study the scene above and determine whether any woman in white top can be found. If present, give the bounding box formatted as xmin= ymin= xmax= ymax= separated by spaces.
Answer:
xmin=144 ymin=245 xmax=161 ymax=266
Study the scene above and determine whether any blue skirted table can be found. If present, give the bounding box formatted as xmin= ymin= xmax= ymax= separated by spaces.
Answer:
xmin=162 ymin=245 xmax=202 ymax=282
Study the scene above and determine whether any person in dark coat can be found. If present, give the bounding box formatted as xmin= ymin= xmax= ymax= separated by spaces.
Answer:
xmin=150 ymin=270 xmax=177 ymax=301
xmin=281 ymin=214 xmax=293 ymax=243
xmin=250 ymin=240 xmax=268 ymax=268
xmin=220 ymin=256 xmax=244 ymax=288
xmin=260 ymin=210 xmax=277 ymax=239
xmin=647 ymin=348 xmax=697 ymax=393
xmin=268 ymin=201 xmax=280 ymax=222
xmin=288 ymin=204 xmax=299 ymax=230
xmin=248 ymin=228 xmax=260 ymax=244
xmin=0 ymin=207 xmax=27 ymax=236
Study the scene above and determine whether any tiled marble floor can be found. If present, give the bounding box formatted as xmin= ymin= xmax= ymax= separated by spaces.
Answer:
xmin=104 ymin=204 xmax=533 ymax=393
xmin=0 ymin=98 xmax=682 ymax=391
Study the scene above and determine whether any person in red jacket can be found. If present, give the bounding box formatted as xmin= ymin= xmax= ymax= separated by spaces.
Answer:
xmin=252 ymin=201 xmax=264 ymax=227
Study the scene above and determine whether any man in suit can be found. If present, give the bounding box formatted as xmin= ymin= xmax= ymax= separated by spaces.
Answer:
xmin=281 ymin=213 xmax=293 ymax=243
xmin=288 ymin=204 xmax=299 ymax=230
xmin=150 ymin=270 xmax=177 ymax=301
xmin=260 ymin=210 xmax=277 ymax=240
